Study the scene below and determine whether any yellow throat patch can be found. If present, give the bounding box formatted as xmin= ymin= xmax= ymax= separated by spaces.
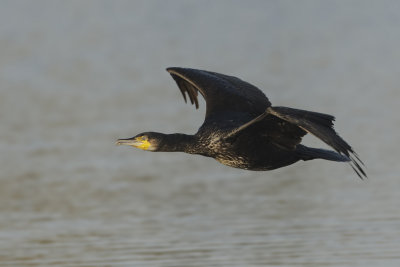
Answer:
xmin=134 ymin=138 xmax=151 ymax=150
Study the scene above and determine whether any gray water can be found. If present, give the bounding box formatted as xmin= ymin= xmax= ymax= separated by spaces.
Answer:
xmin=1 ymin=1 xmax=400 ymax=266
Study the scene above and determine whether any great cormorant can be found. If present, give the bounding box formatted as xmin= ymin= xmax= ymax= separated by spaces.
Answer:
xmin=117 ymin=67 xmax=366 ymax=179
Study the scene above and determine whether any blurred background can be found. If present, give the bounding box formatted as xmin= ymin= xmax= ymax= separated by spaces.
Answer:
xmin=1 ymin=0 xmax=399 ymax=266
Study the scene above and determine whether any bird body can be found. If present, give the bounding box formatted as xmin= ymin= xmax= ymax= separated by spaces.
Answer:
xmin=117 ymin=67 xmax=366 ymax=178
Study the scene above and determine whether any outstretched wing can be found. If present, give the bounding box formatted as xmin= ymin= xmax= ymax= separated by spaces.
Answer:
xmin=260 ymin=115 xmax=307 ymax=149
xmin=267 ymin=106 xmax=366 ymax=179
xmin=166 ymin=67 xmax=271 ymax=119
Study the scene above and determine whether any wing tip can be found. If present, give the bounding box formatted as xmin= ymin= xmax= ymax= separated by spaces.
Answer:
xmin=166 ymin=67 xmax=185 ymax=74
xmin=166 ymin=67 xmax=201 ymax=109
xmin=166 ymin=67 xmax=175 ymax=73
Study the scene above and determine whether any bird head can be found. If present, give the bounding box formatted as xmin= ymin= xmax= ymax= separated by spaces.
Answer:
xmin=116 ymin=132 xmax=164 ymax=151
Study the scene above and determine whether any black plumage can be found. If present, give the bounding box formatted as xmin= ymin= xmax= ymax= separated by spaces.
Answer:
xmin=117 ymin=67 xmax=366 ymax=179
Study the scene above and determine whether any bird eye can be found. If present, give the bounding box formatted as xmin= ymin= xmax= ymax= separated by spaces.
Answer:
xmin=141 ymin=136 xmax=147 ymax=141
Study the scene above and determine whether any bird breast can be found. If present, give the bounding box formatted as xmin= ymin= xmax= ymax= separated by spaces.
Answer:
xmin=215 ymin=155 xmax=250 ymax=169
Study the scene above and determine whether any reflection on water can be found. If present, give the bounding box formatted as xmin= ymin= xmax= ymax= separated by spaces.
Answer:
xmin=1 ymin=1 xmax=400 ymax=266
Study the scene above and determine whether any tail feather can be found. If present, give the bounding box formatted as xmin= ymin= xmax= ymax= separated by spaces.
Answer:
xmin=268 ymin=106 xmax=366 ymax=179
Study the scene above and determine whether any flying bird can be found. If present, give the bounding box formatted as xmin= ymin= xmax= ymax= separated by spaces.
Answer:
xmin=117 ymin=67 xmax=366 ymax=179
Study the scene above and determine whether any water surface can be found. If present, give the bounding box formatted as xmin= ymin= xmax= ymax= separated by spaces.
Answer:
xmin=1 ymin=1 xmax=400 ymax=266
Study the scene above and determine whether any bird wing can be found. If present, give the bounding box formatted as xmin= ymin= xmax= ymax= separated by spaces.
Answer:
xmin=166 ymin=67 xmax=271 ymax=119
xmin=267 ymin=106 xmax=366 ymax=178
xmin=260 ymin=115 xmax=307 ymax=150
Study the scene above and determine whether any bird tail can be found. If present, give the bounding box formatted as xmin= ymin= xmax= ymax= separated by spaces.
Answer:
xmin=267 ymin=106 xmax=366 ymax=179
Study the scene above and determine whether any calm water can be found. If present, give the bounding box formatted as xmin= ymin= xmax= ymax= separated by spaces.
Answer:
xmin=1 ymin=1 xmax=400 ymax=266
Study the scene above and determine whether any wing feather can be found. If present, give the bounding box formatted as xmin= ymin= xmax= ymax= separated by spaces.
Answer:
xmin=167 ymin=67 xmax=271 ymax=118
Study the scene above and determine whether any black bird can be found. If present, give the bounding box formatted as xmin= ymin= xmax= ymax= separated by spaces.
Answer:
xmin=117 ymin=67 xmax=366 ymax=179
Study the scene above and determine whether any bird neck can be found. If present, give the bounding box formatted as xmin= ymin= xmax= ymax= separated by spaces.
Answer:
xmin=158 ymin=133 xmax=197 ymax=153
